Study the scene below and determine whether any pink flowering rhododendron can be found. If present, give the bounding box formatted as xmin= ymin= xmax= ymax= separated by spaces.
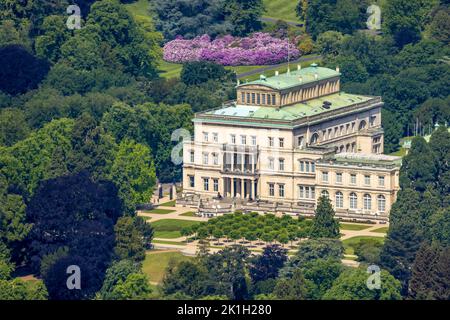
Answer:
xmin=163 ymin=33 xmax=300 ymax=66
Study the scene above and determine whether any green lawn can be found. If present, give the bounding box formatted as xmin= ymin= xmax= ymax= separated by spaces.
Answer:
xmin=342 ymin=236 xmax=385 ymax=255
xmin=159 ymin=200 xmax=176 ymax=207
xmin=371 ymin=226 xmax=389 ymax=233
xmin=158 ymin=61 xmax=183 ymax=79
xmin=340 ymin=223 xmax=371 ymax=231
xmin=180 ymin=211 xmax=197 ymax=217
xmin=144 ymin=208 xmax=176 ymax=215
xmin=124 ymin=0 xmax=152 ymax=22
xmin=143 ymin=251 xmax=193 ymax=283
xmin=262 ymin=0 xmax=301 ymax=23
xmin=151 ymin=219 xmax=201 ymax=239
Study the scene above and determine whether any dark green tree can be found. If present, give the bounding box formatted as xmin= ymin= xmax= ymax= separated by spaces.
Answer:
xmin=248 ymin=245 xmax=287 ymax=284
xmin=310 ymin=196 xmax=340 ymax=239
xmin=273 ymin=268 xmax=309 ymax=300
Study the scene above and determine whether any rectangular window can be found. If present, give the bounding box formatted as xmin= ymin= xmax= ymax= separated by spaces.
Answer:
xmin=311 ymin=162 xmax=315 ymax=172
xmin=231 ymin=134 xmax=236 ymax=144
xmin=378 ymin=176 xmax=385 ymax=187
xmin=269 ymin=183 xmax=275 ymax=196
xmin=269 ymin=158 xmax=274 ymax=170
xmin=252 ymin=93 xmax=255 ymax=104
xmin=213 ymin=153 xmax=218 ymax=165
xmin=350 ymin=174 xmax=357 ymax=185
xmin=279 ymin=138 xmax=284 ymax=148
xmin=251 ymin=136 xmax=257 ymax=146
xmin=203 ymin=132 xmax=208 ymax=142
xmin=299 ymin=186 xmax=304 ymax=198
xmin=241 ymin=92 xmax=245 ymax=103
xmin=297 ymin=136 xmax=304 ymax=148
xmin=203 ymin=152 xmax=208 ymax=165
xmin=305 ymin=162 xmax=310 ymax=173
xmin=213 ymin=179 xmax=218 ymax=192
xmin=272 ymin=94 xmax=276 ymax=105
xmin=279 ymin=159 xmax=285 ymax=171
xmin=203 ymin=178 xmax=209 ymax=191
xmin=190 ymin=151 xmax=194 ymax=163
xmin=246 ymin=93 xmax=250 ymax=103
xmin=311 ymin=187 xmax=315 ymax=199
xmin=212 ymin=132 xmax=218 ymax=142
xmin=189 ymin=176 xmax=195 ymax=188
xmin=305 ymin=186 xmax=310 ymax=199
xmin=262 ymin=94 xmax=266 ymax=105
xmin=279 ymin=184 xmax=285 ymax=197
xmin=322 ymin=172 xmax=329 ymax=182
xmin=336 ymin=172 xmax=343 ymax=183
xmin=364 ymin=175 xmax=371 ymax=186
xmin=269 ymin=137 xmax=274 ymax=147
xmin=257 ymin=94 xmax=260 ymax=104
xmin=300 ymin=161 xmax=304 ymax=172
xmin=241 ymin=135 xmax=246 ymax=145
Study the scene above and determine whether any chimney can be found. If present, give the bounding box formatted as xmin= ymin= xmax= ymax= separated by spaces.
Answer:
xmin=297 ymin=64 xmax=301 ymax=71
xmin=314 ymin=73 xmax=318 ymax=80
xmin=298 ymin=76 xmax=303 ymax=83
xmin=275 ymin=71 xmax=279 ymax=76
xmin=336 ymin=66 xmax=340 ymax=73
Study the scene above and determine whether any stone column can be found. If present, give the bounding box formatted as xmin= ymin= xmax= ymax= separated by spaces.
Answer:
xmin=231 ymin=178 xmax=235 ymax=198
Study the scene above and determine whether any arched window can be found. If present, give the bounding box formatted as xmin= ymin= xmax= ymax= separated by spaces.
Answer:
xmin=349 ymin=192 xmax=357 ymax=209
xmin=377 ymin=195 xmax=386 ymax=212
xmin=321 ymin=190 xmax=329 ymax=198
xmin=359 ymin=120 xmax=367 ymax=131
xmin=335 ymin=192 xmax=343 ymax=208
xmin=310 ymin=133 xmax=319 ymax=144
xmin=364 ymin=194 xmax=372 ymax=210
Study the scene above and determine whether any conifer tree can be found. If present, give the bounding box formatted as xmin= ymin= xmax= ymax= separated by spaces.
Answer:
xmin=310 ymin=196 xmax=340 ymax=239
xmin=409 ymin=242 xmax=440 ymax=300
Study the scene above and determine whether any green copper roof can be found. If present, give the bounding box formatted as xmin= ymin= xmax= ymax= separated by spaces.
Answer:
xmin=332 ymin=153 xmax=402 ymax=166
xmin=198 ymin=92 xmax=374 ymax=122
xmin=238 ymin=65 xmax=340 ymax=90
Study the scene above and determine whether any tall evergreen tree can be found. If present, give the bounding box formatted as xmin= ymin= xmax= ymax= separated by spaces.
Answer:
xmin=431 ymin=247 xmax=450 ymax=300
xmin=273 ymin=268 xmax=309 ymax=300
xmin=380 ymin=222 xmax=423 ymax=295
xmin=409 ymin=242 xmax=441 ymax=300
xmin=310 ymin=196 xmax=340 ymax=239
xmin=399 ymin=136 xmax=437 ymax=192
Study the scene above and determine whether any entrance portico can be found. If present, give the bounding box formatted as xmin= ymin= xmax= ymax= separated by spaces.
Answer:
xmin=223 ymin=177 xmax=258 ymax=199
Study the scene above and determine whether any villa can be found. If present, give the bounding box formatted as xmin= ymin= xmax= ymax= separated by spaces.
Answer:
xmin=180 ymin=64 xmax=401 ymax=222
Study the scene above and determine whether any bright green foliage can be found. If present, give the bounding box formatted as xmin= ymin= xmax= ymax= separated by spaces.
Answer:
xmin=6 ymin=118 xmax=74 ymax=195
xmin=109 ymin=273 xmax=152 ymax=300
xmin=110 ymin=139 xmax=156 ymax=214
xmin=35 ymin=15 xmax=69 ymax=63
xmin=0 ymin=278 xmax=48 ymax=300
xmin=310 ymin=196 xmax=340 ymax=239
xmin=323 ymin=267 xmax=402 ymax=300
xmin=99 ymin=259 xmax=141 ymax=300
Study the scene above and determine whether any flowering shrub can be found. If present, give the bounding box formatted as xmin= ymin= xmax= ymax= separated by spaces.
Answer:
xmin=163 ymin=33 xmax=300 ymax=66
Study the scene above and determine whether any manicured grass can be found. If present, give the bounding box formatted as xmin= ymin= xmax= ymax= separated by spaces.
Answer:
xmin=144 ymin=208 xmax=176 ymax=215
xmin=151 ymin=219 xmax=201 ymax=239
xmin=142 ymin=251 xmax=193 ymax=283
xmin=158 ymin=61 xmax=183 ymax=79
xmin=180 ymin=211 xmax=197 ymax=217
xmin=371 ymin=226 xmax=389 ymax=233
xmin=343 ymin=236 xmax=385 ymax=255
xmin=340 ymin=223 xmax=371 ymax=231
xmin=262 ymin=0 xmax=301 ymax=23
xmin=124 ymin=0 xmax=152 ymax=22
xmin=153 ymin=239 xmax=187 ymax=245
xmin=159 ymin=200 xmax=176 ymax=207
